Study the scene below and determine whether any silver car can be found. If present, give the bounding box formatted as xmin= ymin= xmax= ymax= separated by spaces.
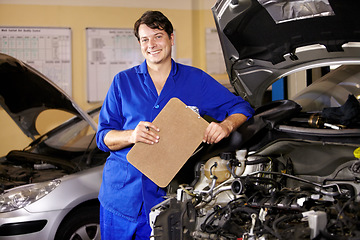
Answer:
xmin=0 ymin=53 xmax=107 ymax=240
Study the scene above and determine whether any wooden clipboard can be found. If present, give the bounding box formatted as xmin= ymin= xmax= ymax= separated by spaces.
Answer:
xmin=127 ymin=98 xmax=209 ymax=188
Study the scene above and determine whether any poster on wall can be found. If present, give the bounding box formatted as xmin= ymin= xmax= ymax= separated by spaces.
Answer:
xmin=86 ymin=28 xmax=143 ymax=102
xmin=86 ymin=27 xmax=176 ymax=102
xmin=0 ymin=27 xmax=72 ymax=96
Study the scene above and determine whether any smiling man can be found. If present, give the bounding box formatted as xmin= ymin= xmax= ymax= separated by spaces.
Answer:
xmin=138 ymin=23 xmax=173 ymax=96
xmin=96 ymin=10 xmax=254 ymax=240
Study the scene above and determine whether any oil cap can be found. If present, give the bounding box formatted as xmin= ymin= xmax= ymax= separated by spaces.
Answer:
xmin=354 ymin=147 xmax=360 ymax=159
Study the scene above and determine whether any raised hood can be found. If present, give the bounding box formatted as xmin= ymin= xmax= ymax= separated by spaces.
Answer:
xmin=0 ymin=53 xmax=97 ymax=139
xmin=212 ymin=0 xmax=360 ymax=107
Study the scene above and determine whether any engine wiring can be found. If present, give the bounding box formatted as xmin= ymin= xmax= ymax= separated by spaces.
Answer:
xmin=152 ymin=150 xmax=360 ymax=240
xmin=176 ymin=161 xmax=360 ymax=239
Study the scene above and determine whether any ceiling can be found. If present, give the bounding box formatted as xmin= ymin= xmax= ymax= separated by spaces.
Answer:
xmin=0 ymin=0 xmax=216 ymax=10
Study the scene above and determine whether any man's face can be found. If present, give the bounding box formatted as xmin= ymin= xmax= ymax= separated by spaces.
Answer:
xmin=138 ymin=24 xmax=174 ymax=66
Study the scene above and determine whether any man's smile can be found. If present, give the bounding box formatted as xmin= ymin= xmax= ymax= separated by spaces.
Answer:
xmin=148 ymin=49 xmax=161 ymax=55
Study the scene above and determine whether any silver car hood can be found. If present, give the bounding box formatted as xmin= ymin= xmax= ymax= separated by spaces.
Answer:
xmin=212 ymin=0 xmax=360 ymax=107
xmin=0 ymin=53 xmax=97 ymax=139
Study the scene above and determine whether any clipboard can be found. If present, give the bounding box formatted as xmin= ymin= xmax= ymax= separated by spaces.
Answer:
xmin=127 ymin=98 xmax=209 ymax=188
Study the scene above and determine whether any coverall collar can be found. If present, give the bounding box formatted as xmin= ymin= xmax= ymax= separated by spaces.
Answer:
xmin=138 ymin=59 xmax=178 ymax=100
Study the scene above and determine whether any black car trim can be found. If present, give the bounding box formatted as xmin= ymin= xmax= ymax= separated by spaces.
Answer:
xmin=6 ymin=150 xmax=77 ymax=173
xmin=0 ymin=220 xmax=47 ymax=236
xmin=277 ymin=125 xmax=360 ymax=137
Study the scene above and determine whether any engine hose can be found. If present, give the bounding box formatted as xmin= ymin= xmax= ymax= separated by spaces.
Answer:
xmin=197 ymin=162 xmax=219 ymax=199
xmin=199 ymin=178 xmax=217 ymax=196
xmin=273 ymin=213 xmax=303 ymax=240
xmin=248 ymin=171 xmax=343 ymax=196
xmin=263 ymin=223 xmax=281 ymax=240
xmin=335 ymin=198 xmax=360 ymax=226
xmin=209 ymin=162 xmax=218 ymax=177
xmin=231 ymin=206 xmax=258 ymax=216
xmin=201 ymin=208 xmax=226 ymax=233
xmin=190 ymin=161 xmax=205 ymax=187
xmin=226 ymin=160 xmax=238 ymax=178
xmin=195 ymin=184 xmax=232 ymax=208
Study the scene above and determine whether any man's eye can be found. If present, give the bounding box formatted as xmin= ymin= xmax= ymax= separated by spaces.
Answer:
xmin=141 ymin=39 xmax=148 ymax=43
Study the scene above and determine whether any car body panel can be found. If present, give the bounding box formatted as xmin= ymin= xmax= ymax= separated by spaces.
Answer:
xmin=0 ymin=149 xmax=104 ymax=240
xmin=24 ymin=165 xmax=103 ymax=213
xmin=0 ymin=53 xmax=97 ymax=139
xmin=0 ymin=53 xmax=106 ymax=239
xmin=292 ymin=64 xmax=360 ymax=111
xmin=0 ymin=165 xmax=103 ymax=239
xmin=0 ymin=208 xmax=67 ymax=240
xmin=212 ymin=0 xmax=360 ymax=107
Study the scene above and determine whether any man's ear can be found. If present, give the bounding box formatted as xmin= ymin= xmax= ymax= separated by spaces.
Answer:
xmin=170 ymin=33 xmax=174 ymax=46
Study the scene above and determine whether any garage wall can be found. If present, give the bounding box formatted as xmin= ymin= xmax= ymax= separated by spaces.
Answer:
xmin=0 ymin=0 xmax=218 ymax=155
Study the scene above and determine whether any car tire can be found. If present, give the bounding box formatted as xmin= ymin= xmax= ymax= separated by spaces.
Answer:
xmin=55 ymin=205 xmax=100 ymax=240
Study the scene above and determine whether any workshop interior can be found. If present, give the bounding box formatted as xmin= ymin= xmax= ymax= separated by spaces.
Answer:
xmin=1 ymin=0 xmax=360 ymax=240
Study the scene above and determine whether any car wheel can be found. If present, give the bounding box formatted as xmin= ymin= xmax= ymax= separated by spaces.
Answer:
xmin=55 ymin=205 xmax=100 ymax=240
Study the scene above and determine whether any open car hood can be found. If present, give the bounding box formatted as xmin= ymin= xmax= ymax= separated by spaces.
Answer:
xmin=0 ymin=53 xmax=97 ymax=139
xmin=212 ymin=0 xmax=360 ymax=107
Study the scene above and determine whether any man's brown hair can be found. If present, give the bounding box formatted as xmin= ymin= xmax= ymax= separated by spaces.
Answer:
xmin=134 ymin=11 xmax=174 ymax=41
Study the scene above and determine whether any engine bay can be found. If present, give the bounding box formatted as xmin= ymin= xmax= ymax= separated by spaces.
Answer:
xmin=150 ymin=142 xmax=360 ymax=240
xmin=0 ymin=147 xmax=107 ymax=193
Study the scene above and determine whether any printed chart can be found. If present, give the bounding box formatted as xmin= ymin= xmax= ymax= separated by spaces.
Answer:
xmin=0 ymin=27 xmax=72 ymax=96
xmin=86 ymin=28 xmax=143 ymax=102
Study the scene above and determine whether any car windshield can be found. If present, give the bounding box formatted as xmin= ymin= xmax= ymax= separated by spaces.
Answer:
xmin=42 ymin=110 xmax=99 ymax=152
xmin=292 ymin=65 xmax=360 ymax=112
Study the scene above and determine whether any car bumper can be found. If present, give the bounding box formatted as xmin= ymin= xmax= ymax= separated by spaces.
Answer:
xmin=0 ymin=207 xmax=68 ymax=240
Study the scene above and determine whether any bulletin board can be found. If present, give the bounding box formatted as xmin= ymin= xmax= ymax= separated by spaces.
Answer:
xmin=0 ymin=27 xmax=72 ymax=96
xmin=86 ymin=27 xmax=176 ymax=102
xmin=86 ymin=28 xmax=144 ymax=102
xmin=206 ymin=28 xmax=226 ymax=75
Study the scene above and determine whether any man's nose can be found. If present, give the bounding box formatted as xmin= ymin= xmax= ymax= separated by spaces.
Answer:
xmin=148 ymin=38 xmax=156 ymax=48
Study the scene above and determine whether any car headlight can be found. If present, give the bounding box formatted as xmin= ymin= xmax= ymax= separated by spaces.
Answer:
xmin=0 ymin=179 xmax=61 ymax=213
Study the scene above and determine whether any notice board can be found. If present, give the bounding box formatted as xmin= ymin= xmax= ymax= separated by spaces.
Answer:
xmin=86 ymin=28 xmax=176 ymax=102
xmin=86 ymin=28 xmax=144 ymax=102
xmin=0 ymin=27 xmax=72 ymax=96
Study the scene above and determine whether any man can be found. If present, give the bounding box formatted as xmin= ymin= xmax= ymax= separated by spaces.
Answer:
xmin=96 ymin=10 xmax=254 ymax=239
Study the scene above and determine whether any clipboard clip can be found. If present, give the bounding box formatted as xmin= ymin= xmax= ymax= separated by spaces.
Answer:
xmin=186 ymin=106 xmax=201 ymax=118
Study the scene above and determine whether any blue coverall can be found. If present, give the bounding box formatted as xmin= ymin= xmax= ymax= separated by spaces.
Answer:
xmin=96 ymin=59 xmax=254 ymax=239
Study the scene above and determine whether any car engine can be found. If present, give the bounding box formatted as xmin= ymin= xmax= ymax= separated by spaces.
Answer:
xmin=150 ymin=99 xmax=360 ymax=240
xmin=150 ymin=146 xmax=360 ymax=240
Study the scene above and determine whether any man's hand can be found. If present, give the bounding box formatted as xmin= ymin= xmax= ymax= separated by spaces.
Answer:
xmin=104 ymin=121 xmax=160 ymax=151
xmin=129 ymin=121 xmax=160 ymax=145
xmin=203 ymin=113 xmax=247 ymax=144
xmin=203 ymin=121 xmax=231 ymax=144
